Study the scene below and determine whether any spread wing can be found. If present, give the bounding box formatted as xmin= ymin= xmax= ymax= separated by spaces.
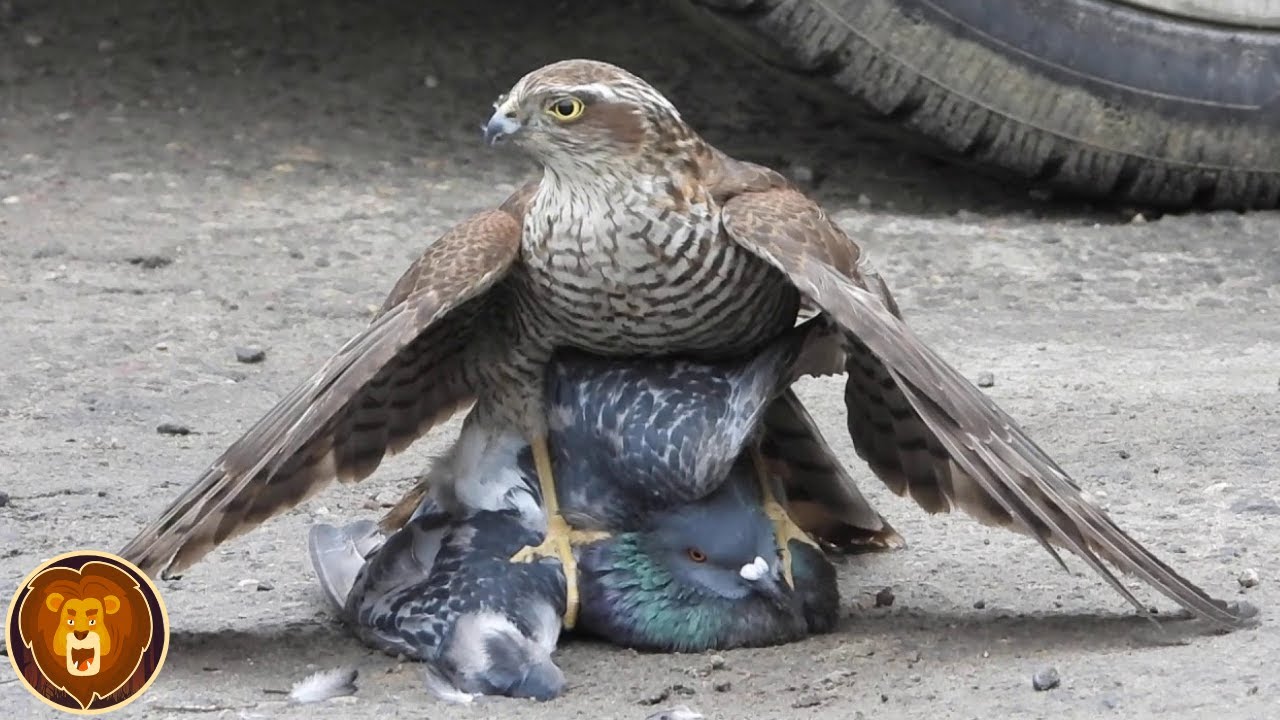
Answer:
xmin=761 ymin=389 xmax=904 ymax=553
xmin=119 ymin=185 xmax=535 ymax=579
xmin=714 ymin=161 xmax=1250 ymax=628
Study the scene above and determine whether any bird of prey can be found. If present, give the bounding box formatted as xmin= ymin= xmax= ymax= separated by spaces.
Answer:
xmin=121 ymin=58 xmax=1250 ymax=631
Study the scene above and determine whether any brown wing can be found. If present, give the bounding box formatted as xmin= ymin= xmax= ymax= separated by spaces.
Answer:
xmin=119 ymin=185 xmax=535 ymax=579
xmin=762 ymin=389 xmax=905 ymax=553
xmin=717 ymin=174 xmax=1251 ymax=628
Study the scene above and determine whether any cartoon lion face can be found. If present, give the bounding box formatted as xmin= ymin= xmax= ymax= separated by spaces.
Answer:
xmin=15 ymin=560 xmax=154 ymax=710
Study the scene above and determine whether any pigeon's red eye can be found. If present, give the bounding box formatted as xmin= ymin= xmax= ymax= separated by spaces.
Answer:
xmin=686 ymin=548 xmax=707 ymax=563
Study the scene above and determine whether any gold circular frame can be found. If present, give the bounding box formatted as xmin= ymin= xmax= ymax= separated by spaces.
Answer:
xmin=5 ymin=550 xmax=171 ymax=715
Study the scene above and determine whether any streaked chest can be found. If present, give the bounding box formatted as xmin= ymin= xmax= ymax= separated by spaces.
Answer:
xmin=522 ymin=176 xmax=718 ymax=293
xmin=515 ymin=174 xmax=799 ymax=356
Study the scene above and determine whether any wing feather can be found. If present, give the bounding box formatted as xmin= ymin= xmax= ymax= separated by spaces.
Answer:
xmin=719 ymin=181 xmax=1251 ymax=628
xmin=761 ymin=389 xmax=905 ymax=552
xmin=119 ymin=188 xmax=532 ymax=578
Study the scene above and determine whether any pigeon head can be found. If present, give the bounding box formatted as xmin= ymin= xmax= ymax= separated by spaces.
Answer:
xmin=641 ymin=498 xmax=787 ymax=608
xmin=575 ymin=479 xmax=815 ymax=653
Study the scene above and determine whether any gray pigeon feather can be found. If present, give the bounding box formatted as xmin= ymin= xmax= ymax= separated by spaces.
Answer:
xmin=308 ymin=323 xmax=858 ymax=696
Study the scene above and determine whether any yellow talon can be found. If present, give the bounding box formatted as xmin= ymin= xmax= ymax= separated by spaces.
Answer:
xmin=509 ymin=434 xmax=610 ymax=629
xmin=750 ymin=445 xmax=821 ymax=589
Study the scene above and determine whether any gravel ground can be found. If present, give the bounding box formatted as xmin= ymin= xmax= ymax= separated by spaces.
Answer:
xmin=2 ymin=2 xmax=1278 ymax=718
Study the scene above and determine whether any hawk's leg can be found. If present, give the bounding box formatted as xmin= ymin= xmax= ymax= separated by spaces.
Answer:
xmin=750 ymin=445 xmax=821 ymax=589
xmin=510 ymin=433 xmax=610 ymax=629
xmin=377 ymin=477 xmax=431 ymax=534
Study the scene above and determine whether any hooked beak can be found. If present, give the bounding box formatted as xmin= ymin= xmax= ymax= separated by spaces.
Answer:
xmin=484 ymin=100 xmax=523 ymax=146
xmin=739 ymin=555 xmax=789 ymax=608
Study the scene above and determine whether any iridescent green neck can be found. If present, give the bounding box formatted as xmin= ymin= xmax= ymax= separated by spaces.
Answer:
xmin=600 ymin=533 xmax=739 ymax=652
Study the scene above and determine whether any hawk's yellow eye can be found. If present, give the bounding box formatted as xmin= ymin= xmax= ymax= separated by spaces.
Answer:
xmin=547 ymin=97 xmax=585 ymax=121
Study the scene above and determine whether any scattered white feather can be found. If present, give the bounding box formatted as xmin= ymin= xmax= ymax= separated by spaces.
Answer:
xmin=289 ymin=667 xmax=358 ymax=704
xmin=646 ymin=706 xmax=704 ymax=720
xmin=421 ymin=665 xmax=476 ymax=705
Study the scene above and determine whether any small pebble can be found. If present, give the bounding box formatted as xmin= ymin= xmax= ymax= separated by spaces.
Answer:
xmin=1032 ymin=667 xmax=1060 ymax=691
xmin=1230 ymin=496 xmax=1280 ymax=516
xmin=127 ymin=254 xmax=173 ymax=269
xmin=156 ymin=422 xmax=192 ymax=436
xmin=235 ymin=346 xmax=267 ymax=364
xmin=257 ymin=580 xmax=274 ymax=592
xmin=712 ymin=681 xmax=731 ymax=692
xmin=792 ymin=694 xmax=826 ymax=709
xmin=976 ymin=371 xmax=995 ymax=388
xmin=1238 ymin=568 xmax=1260 ymax=588
xmin=707 ymin=654 xmax=726 ymax=671
xmin=1130 ymin=213 xmax=1147 ymax=223
xmin=874 ymin=587 xmax=895 ymax=607
xmin=972 ymin=599 xmax=986 ymax=610
xmin=2 ymin=195 xmax=20 ymax=205
xmin=0 ymin=490 xmax=9 ymax=507
xmin=1117 ymin=449 xmax=1130 ymax=459
xmin=640 ymin=685 xmax=694 ymax=706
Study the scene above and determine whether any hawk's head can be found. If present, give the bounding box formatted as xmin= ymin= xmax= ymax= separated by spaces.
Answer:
xmin=483 ymin=59 xmax=692 ymax=172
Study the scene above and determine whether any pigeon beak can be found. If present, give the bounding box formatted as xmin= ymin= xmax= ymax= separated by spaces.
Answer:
xmin=739 ymin=555 xmax=789 ymax=608
xmin=484 ymin=99 xmax=523 ymax=146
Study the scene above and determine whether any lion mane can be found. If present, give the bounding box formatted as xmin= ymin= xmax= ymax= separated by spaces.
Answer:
xmin=15 ymin=560 xmax=154 ymax=710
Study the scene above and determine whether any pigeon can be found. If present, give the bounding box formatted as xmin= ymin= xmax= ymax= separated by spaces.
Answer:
xmin=311 ymin=460 xmax=838 ymax=674
xmin=308 ymin=325 xmax=850 ymax=698
xmin=309 ymin=434 xmax=566 ymax=704
xmin=574 ymin=461 xmax=839 ymax=652
xmin=540 ymin=318 xmax=893 ymax=588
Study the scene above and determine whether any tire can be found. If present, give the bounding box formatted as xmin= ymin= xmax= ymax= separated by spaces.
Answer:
xmin=682 ymin=0 xmax=1280 ymax=209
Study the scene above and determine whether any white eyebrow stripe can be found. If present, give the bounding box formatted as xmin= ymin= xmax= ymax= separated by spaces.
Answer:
xmin=567 ymin=82 xmax=682 ymax=120
xmin=570 ymin=83 xmax=623 ymax=101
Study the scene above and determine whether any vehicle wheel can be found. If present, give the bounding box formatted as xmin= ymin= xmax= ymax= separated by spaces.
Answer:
xmin=683 ymin=0 xmax=1280 ymax=209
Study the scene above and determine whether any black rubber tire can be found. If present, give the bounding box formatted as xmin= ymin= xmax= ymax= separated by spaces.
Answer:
xmin=683 ymin=0 xmax=1280 ymax=209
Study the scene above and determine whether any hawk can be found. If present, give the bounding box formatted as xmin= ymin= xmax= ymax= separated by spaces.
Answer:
xmin=120 ymin=59 xmax=1249 ymax=630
